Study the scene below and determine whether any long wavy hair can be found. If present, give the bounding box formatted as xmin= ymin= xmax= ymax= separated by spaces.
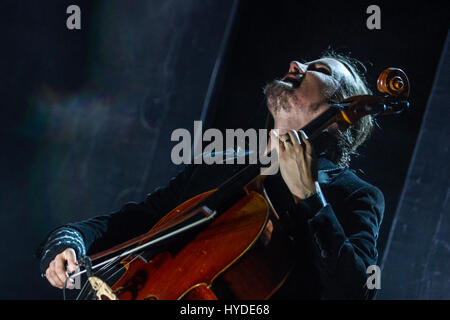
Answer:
xmin=317 ymin=50 xmax=374 ymax=167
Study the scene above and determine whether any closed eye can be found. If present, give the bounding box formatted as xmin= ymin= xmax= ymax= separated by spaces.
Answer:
xmin=307 ymin=64 xmax=332 ymax=75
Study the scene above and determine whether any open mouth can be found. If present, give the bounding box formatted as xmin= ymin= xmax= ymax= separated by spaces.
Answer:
xmin=276 ymin=73 xmax=304 ymax=89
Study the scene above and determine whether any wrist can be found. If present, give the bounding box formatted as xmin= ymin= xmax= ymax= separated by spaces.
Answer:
xmin=292 ymin=181 xmax=318 ymax=203
xmin=293 ymin=190 xmax=316 ymax=204
xmin=39 ymin=227 xmax=86 ymax=276
xmin=293 ymin=182 xmax=328 ymax=218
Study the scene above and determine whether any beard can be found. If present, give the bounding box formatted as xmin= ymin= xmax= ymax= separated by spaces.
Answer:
xmin=263 ymin=80 xmax=297 ymax=113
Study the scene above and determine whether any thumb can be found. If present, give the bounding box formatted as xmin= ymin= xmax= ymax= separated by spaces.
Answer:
xmin=63 ymin=248 xmax=78 ymax=273
xmin=270 ymin=129 xmax=280 ymax=154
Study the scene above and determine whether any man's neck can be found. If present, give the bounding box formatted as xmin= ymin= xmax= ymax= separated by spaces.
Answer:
xmin=272 ymin=110 xmax=304 ymax=131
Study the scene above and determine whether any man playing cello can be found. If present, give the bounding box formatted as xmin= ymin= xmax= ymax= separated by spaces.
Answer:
xmin=37 ymin=52 xmax=384 ymax=299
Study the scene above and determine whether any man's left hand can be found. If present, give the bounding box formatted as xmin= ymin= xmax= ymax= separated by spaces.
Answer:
xmin=270 ymin=129 xmax=318 ymax=203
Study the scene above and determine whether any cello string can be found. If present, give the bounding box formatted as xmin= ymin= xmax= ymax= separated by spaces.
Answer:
xmin=69 ymin=252 xmax=129 ymax=279
xmin=63 ymin=278 xmax=69 ymax=300
xmin=102 ymin=255 xmax=140 ymax=284
xmin=93 ymin=254 xmax=126 ymax=278
xmin=75 ymin=277 xmax=93 ymax=300
xmin=74 ymin=256 xmax=124 ymax=300
xmin=74 ymin=256 xmax=136 ymax=300
xmin=86 ymin=253 xmax=138 ymax=293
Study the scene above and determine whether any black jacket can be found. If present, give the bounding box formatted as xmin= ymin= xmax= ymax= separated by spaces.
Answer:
xmin=37 ymin=156 xmax=384 ymax=299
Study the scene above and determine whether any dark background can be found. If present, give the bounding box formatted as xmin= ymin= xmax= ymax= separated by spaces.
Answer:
xmin=0 ymin=0 xmax=448 ymax=299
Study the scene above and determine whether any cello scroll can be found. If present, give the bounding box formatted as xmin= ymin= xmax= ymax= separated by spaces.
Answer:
xmin=336 ymin=67 xmax=411 ymax=125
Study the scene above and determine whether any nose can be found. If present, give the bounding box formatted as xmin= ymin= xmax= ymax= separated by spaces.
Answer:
xmin=289 ymin=61 xmax=306 ymax=74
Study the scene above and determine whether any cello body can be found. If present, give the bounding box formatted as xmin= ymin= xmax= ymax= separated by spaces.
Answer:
xmin=111 ymin=185 xmax=296 ymax=300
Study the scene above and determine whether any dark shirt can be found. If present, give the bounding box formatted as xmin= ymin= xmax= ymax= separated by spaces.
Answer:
xmin=37 ymin=156 xmax=384 ymax=299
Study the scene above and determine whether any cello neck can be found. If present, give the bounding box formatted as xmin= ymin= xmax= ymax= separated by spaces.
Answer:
xmin=213 ymin=104 xmax=344 ymax=197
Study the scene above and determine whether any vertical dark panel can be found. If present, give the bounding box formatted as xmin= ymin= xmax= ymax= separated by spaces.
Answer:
xmin=379 ymin=31 xmax=450 ymax=299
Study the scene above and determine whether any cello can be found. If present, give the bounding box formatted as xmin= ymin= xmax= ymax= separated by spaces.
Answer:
xmin=67 ymin=67 xmax=410 ymax=300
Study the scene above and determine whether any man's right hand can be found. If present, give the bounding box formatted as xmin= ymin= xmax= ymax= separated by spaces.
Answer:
xmin=45 ymin=248 xmax=78 ymax=289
